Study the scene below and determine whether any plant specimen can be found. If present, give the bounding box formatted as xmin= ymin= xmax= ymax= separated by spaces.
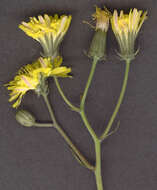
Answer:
xmin=6 ymin=6 xmax=147 ymax=190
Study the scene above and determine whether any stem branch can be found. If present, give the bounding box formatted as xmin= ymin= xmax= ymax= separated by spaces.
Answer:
xmin=42 ymin=93 xmax=94 ymax=170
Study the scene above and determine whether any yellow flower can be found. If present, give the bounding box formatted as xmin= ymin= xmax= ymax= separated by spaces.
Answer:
xmin=19 ymin=14 xmax=72 ymax=58
xmin=93 ymin=6 xmax=111 ymax=32
xmin=111 ymin=8 xmax=147 ymax=60
xmin=6 ymin=57 xmax=71 ymax=108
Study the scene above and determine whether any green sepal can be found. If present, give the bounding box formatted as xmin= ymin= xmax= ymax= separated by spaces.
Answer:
xmin=88 ymin=29 xmax=107 ymax=61
xmin=115 ymin=31 xmax=138 ymax=61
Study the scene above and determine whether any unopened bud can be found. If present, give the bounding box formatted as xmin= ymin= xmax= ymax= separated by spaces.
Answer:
xmin=16 ymin=110 xmax=36 ymax=127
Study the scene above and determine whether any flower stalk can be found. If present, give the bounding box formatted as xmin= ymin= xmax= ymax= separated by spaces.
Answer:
xmin=53 ymin=77 xmax=80 ymax=112
xmin=79 ymin=56 xmax=103 ymax=190
xmin=100 ymin=59 xmax=131 ymax=141
xmin=80 ymin=56 xmax=99 ymax=140
xmin=80 ymin=56 xmax=98 ymax=111
xmin=34 ymin=123 xmax=55 ymax=127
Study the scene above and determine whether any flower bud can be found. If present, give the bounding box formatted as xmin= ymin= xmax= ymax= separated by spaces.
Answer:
xmin=16 ymin=110 xmax=36 ymax=127
xmin=88 ymin=6 xmax=111 ymax=60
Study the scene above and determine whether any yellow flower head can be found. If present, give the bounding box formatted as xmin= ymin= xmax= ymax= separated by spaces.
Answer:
xmin=19 ymin=14 xmax=72 ymax=57
xmin=111 ymin=8 xmax=147 ymax=60
xmin=6 ymin=57 xmax=71 ymax=108
xmin=92 ymin=6 xmax=111 ymax=32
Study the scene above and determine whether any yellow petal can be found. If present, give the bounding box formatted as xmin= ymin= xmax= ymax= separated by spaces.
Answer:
xmin=50 ymin=67 xmax=71 ymax=76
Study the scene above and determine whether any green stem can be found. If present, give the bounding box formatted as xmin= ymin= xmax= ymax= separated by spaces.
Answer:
xmin=42 ymin=94 xmax=58 ymax=125
xmin=94 ymin=140 xmax=103 ymax=190
xmin=79 ymin=57 xmax=98 ymax=141
xmin=80 ymin=110 xmax=98 ymax=140
xmin=55 ymin=124 xmax=94 ymax=171
xmin=42 ymin=93 xmax=94 ymax=171
xmin=34 ymin=123 xmax=54 ymax=127
xmin=54 ymin=77 xmax=80 ymax=112
xmin=54 ymin=57 xmax=98 ymax=141
xmin=80 ymin=56 xmax=98 ymax=110
xmin=79 ymin=57 xmax=104 ymax=190
xmin=100 ymin=59 xmax=131 ymax=141
xmin=53 ymin=56 xmax=104 ymax=190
